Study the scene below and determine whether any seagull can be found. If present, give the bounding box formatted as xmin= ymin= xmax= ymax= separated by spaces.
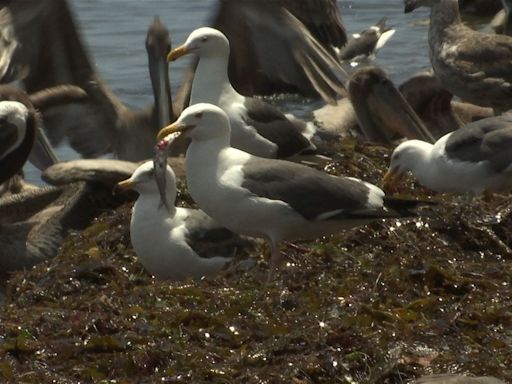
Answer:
xmin=336 ymin=18 xmax=396 ymax=63
xmin=115 ymin=161 xmax=252 ymax=280
xmin=383 ymin=113 xmax=512 ymax=194
xmin=157 ymin=103 xmax=432 ymax=274
xmin=210 ymin=0 xmax=347 ymax=99
xmin=404 ymin=0 xmax=512 ymax=113
xmin=167 ymin=27 xmax=332 ymax=159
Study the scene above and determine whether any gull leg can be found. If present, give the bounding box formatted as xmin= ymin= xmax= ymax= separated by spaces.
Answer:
xmin=267 ymin=241 xmax=282 ymax=281
xmin=482 ymin=189 xmax=493 ymax=202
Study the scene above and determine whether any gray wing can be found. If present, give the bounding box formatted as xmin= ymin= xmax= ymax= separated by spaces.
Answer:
xmin=243 ymin=97 xmax=312 ymax=158
xmin=212 ymin=0 xmax=347 ymax=103
xmin=444 ymin=114 xmax=512 ymax=172
xmin=240 ymin=157 xmax=386 ymax=221
xmin=184 ymin=209 xmax=254 ymax=259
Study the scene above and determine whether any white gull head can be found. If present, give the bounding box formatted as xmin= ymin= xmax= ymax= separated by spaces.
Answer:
xmin=176 ymin=103 xmax=231 ymax=142
xmin=388 ymin=139 xmax=433 ymax=178
xmin=182 ymin=27 xmax=230 ymax=59
xmin=121 ymin=160 xmax=177 ymax=206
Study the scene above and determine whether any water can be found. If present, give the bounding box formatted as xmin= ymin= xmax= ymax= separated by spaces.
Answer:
xmin=23 ymin=0 xmax=490 ymax=182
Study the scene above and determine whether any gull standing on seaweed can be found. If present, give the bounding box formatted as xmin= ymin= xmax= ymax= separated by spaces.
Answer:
xmin=115 ymin=161 xmax=253 ymax=281
xmin=157 ymin=103 xmax=431 ymax=276
xmin=383 ymin=113 xmax=512 ymax=194
xmin=167 ymin=27 xmax=345 ymax=159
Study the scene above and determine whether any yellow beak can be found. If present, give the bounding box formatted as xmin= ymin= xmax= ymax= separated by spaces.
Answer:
xmin=381 ymin=168 xmax=402 ymax=190
xmin=113 ymin=178 xmax=135 ymax=195
xmin=167 ymin=44 xmax=189 ymax=62
xmin=156 ymin=122 xmax=189 ymax=142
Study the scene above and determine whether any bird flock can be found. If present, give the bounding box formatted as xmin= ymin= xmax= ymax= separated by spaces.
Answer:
xmin=0 ymin=1 xmax=511 ymax=382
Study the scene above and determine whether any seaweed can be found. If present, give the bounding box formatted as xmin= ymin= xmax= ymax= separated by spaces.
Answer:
xmin=0 ymin=140 xmax=511 ymax=383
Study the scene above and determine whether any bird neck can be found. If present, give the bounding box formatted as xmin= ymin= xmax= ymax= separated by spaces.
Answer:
xmin=148 ymin=54 xmax=173 ymax=128
xmin=429 ymin=0 xmax=461 ymax=33
xmin=191 ymin=53 xmax=238 ymax=104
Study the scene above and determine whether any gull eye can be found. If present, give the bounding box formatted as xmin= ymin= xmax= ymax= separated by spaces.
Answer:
xmin=201 ymin=36 xmax=208 ymax=42
xmin=195 ymin=112 xmax=203 ymax=119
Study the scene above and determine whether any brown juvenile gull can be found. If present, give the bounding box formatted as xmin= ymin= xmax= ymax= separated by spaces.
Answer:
xmin=384 ymin=112 xmax=512 ymax=193
xmin=405 ymin=0 xmax=512 ymax=113
xmin=157 ymin=103 xmax=432 ymax=274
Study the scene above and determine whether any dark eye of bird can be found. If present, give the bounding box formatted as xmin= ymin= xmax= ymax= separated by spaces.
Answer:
xmin=201 ymin=36 xmax=208 ymax=42
xmin=195 ymin=112 xmax=203 ymax=119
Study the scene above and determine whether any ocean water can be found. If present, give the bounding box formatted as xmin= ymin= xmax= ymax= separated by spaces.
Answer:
xmin=23 ymin=0 xmax=491 ymax=182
